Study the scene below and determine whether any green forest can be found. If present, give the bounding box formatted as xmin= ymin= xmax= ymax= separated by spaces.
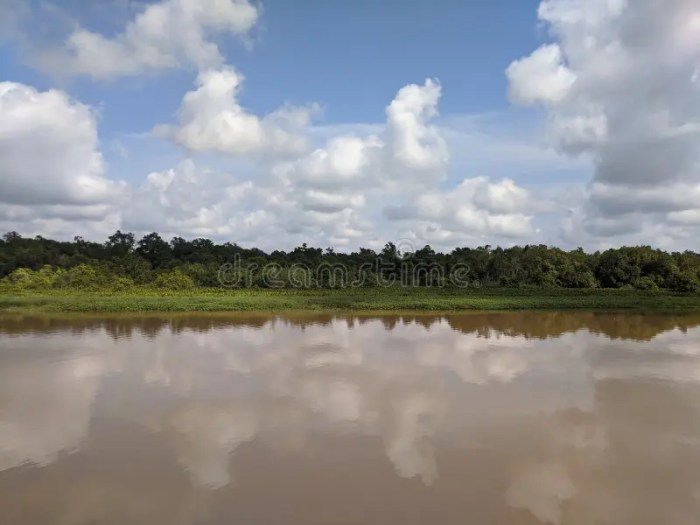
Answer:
xmin=1 ymin=230 xmax=700 ymax=292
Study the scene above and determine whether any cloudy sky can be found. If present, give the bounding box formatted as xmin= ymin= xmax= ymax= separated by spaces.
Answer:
xmin=0 ymin=0 xmax=699 ymax=251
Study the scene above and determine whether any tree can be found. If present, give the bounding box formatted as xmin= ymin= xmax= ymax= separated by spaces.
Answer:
xmin=2 ymin=230 xmax=700 ymax=291
xmin=105 ymin=230 xmax=135 ymax=258
xmin=136 ymin=232 xmax=173 ymax=269
xmin=3 ymin=231 xmax=21 ymax=243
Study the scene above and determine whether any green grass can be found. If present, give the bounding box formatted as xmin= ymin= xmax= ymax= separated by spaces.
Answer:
xmin=2 ymin=287 xmax=700 ymax=313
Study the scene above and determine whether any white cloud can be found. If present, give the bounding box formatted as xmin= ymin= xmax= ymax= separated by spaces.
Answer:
xmin=669 ymin=209 xmax=700 ymax=226
xmin=276 ymin=78 xmax=448 ymax=191
xmin=0 ymin=204 xmax=122 ymax=242
xmin=254 ymin=79 xmax=509 ymax=249
xmin=0 ymin=82 xmax=123 ymax=206
xmin=507 ymin=44 xmax=576 ymax=106
xmin=155 ymin=67 xmax=316 ymax=156
xmin=471 ymin=177 xmax=531 ymax=214
xmin=386 ymin=79 xmax=448 ymax=177
xmin=387 ymin=176 xmax=535 ymax=244
xmin=0 ymin=75 xmax=564 ymax=250
xmin=509 ymin=0 xmax=700 ymax=247
xmin=537 ymin=0 xmax=627 ymax=32
xmin=0 ymin=74 xmax=565 ymax=249
xmin=280 ymin=135 xmax=382 ymax=189
xmin=123 ymin=159 xmax=260 ymax=238
xmin=299 ymin=189 xmax=366 ymax=214
xmin=41 ymin=0 xmax=259 ymax=78
xmin=6 ymin=0 xmax=700 ymax=251
xmin=589 ymin=181 xmax=700 ymax=216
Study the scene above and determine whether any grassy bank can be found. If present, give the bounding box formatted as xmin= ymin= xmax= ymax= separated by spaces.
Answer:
xmin=2 ymin=287 xmax=700 ymax=313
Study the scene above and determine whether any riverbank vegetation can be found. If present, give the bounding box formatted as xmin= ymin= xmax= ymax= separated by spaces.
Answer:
xmin=3 ymin=288 xmax=700 ymax=314
xmin=2 ymin=230 xmax=700 ymax=293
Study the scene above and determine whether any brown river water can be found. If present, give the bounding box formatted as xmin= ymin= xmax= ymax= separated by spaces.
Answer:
xmin=1 ymin=312 xmax=700 ymax=525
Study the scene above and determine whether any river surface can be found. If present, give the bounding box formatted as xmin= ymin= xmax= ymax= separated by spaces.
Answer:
xmin=1 ymin=312 xmax=700 ymax=525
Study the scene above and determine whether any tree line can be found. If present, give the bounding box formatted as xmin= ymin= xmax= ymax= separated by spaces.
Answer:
xmin=1 ymin=230 xmax=699 ymax=292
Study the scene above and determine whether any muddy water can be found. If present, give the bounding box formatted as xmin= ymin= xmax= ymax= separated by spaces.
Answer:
xmin=1 ymin=312 xmax=699 ymax=525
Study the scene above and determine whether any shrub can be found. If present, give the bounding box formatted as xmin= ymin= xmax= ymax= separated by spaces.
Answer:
xmin=3 ymin=266 xmax=57 ymax=289
xmin=109 ymin=275 xmax=135 ymax=291
xmin=558 ymin=267 xmax=597 ymax=289
xmin=670 ymin=271 xmax=700 ymax=293
xmin=154 ymin=270 xmax=194 ymax=290
xmin=179 ymin=263 xmax=221 ymax=287
xmin=4 ymin=267 xmax=37 ymax=288
xmin=56 ymin=264 xmax=101 ymax=289
xmin=634 ymin=276 xmax=659 ymax=291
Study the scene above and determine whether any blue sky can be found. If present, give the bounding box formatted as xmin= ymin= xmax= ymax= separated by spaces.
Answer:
xmin=3 ymin=1 xmax=541 ymax=134
xmin=0 ymin=0 xmax=698 ymax=250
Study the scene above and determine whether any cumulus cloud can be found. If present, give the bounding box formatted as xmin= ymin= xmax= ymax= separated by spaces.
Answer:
xmin=506 ymin=44 xmax=576 ymax=106
xmin=0 ymin=72 xmax=541 ymax=249
xmin=278 ymin=135 xmax=382 ymax=189
xmin=40 ymin=0 xmax=259 ymax=78
xmin=115 ymin=156 xmax=374 ymax=249
xmin=142 ymin=79 xmax=449 ymax=249
xmin=269 ymin=79 xmax=447 ymax=191
xmin=123 ymin=159 xmax=262 ymax=239
xmin=0 ymin=82 xmax=123 ymax=206
xmin=156 ymin=67 xmax=316 ymax=156
xmin=386 ymin=176 xmax=534 ymax=244
xmin=508 ymin=0 xmax=700 ymax=246
xmin=119 ymin=78 xmax=536 ymax=249
xmin=0 ymin=204 xmax=123 ymax=242
xmin=385 ymin=79 xmax=448 ymax=178
xmin=0 ymin=82 xmax=125 ymax=237
xmin=256 ymin=79 xmax=528 ymax=248
xmin=299 ymin=189 xmax=366 ymax=214
xmin=0 ymin=82 xmax=128 ymax=238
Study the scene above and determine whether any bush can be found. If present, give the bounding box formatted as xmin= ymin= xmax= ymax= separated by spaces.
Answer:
xmin=154 ymin=270 xmax=194 ymax=290
xmin=115 ymin=254 xmax=153 ymax=284
xmin=634 ymin=276 xmax=659 ymax=291
xmin=108 ymin=275 xmax=135 ymax=291
xmin=3 ymin=266 xmax=57 ymax=289
xmin=558 ymin=267 xmax=597 ymax=289
xmin=179 ymin=263 xmax=221 ymax=287
xmin=5 ymin=267 xmax=33 ymax=287
xmin=56 ymin=264 xmax=101 ymax=289
xmin=670 ymin=271 xmax=700 ymax=293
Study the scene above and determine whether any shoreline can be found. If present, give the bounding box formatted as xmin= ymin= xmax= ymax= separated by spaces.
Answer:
xmin=2 ymin=288 xmax=700 ymax=314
